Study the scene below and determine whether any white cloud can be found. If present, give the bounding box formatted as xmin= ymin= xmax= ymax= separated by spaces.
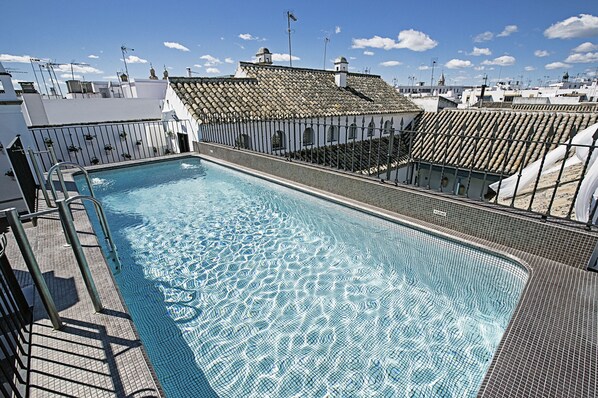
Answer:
xmin=380 ymin=61 xmax=402 ymax=67
xmin=271 ymin=53 xmax=300 ymax=62
xmin=205 ymin=67 xmax=220 ymax=74
xmin=123 ymin=55 xmax=147 ymax=64
xmin=395 ymin=29 xmax=438 ymax=51
xmin=445 ymin=59 xmax=473 ymax=69
xmin=363 ymin=51 xmax=374 ymax=56
xmin=565 ymin=52 xmax=598 ymax=63
xmin=534 ymin=50 xmax=550 ymax=57
xmin=524 ymin=66 xmax=536 ymax=71
xmin=481 ymin=55 xmax=516 ymax=66
xmin=54 ymin=64 xmax=103 ymax=74
xmin=474 ymin=31 xmax=494 ymax=42
xmin=352 ymin=35 xmax=400 ymax=50
xmin=102 ymin=75 xmax=118 ymax=79
xmin=0 ymin=54 xmax=35 ymax=63
xmin=497 ymin=25 xmax=518 ymax=37
xmin=349 ymin=57 xmax=357 ymax=60
xmin=418 ymin=65 xmax=431 ymax=70
xmin=164 ymin=42 xmax=190 ymax=52
xmin=474 ymin=66 xmax=485 ymax=71
xmin=470 ymin=47 xmax=492 ymax=56
xmin=545 ymin=61 xmax=571 ymax=70
xmin=572 ymin=42 xmax=598 ymax=52
xmin=60 ymin=73 xmax=82 ymax=79
xmin=193 ymin=64 xmax=203 ymax=68
xmin=544 ymin=14 xmax=598 ymax=39
xmin=200 ymin=54 xmax=221 ymax=66
xmin=335 ymin=26 xmax=341 ymax=34
xmin=352 ymin=29 xmax=437 ymax=52
xmin=224 ymin=57 xmax=234 ymax=64
xmin=238 ymin=33 xmax=264 ymax=41
xmin=88 ymin=54 xmax=99 ymax=59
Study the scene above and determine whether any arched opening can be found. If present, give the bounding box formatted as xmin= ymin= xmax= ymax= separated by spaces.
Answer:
xmin=383 ymin=120 xmax=393 ymax=135
xmin=303 ymin=127 xmax=314 ymax=146
xmin=272 ymin=130 xmax=285 ymax=150
xmin=348 ymin=123 xmax=357 ymax=140
xmin=236 ymin=133 xmax=251 ymax=149
xmin=367 ymin=120 xmax=376 ymax=137
xmin=327 ymin=126 xmax=338 ymax=142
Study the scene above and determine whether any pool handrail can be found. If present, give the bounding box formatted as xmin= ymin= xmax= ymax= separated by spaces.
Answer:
xmin=46 ymin=161 xmax=96 ymax=203
xmin=63 ymin=194 xmax=122 ymax=273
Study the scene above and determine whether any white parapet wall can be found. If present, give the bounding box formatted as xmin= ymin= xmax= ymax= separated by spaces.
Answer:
xmin=21 ymin=94 xmax=163 ymax=127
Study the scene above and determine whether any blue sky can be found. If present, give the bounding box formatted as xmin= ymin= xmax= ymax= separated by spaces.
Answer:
xmin=1 ymin=0 xmax=597 ymax=90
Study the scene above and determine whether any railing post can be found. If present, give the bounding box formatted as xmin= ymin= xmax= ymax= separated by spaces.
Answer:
xmin=5 ymin=209 xmax=62 ymax=330
xmin=386 ymin=117 xmax=394 ymax=181
xmin=56 ymin=200 xmax=103 ymax=312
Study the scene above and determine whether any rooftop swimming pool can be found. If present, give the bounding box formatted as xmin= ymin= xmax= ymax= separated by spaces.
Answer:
xmin=76 ymin=157 xmax=527 ymax=398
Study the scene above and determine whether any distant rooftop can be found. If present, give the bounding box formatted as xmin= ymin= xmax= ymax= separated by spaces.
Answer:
xmin=169 ymin=62 xmax=421 ymax=122
xmin=411 ymin=108 xmax=598 ymax=175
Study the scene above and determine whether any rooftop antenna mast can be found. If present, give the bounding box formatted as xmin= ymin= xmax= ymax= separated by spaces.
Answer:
xmin=44 ymin=62 xmax=63 ymax=98
xmin=120 ymin=45 xmax=134 ymax=80
xmin=323 ymin=36 xmax=330 ymax=69
xmin=286 ymin=11 xmax=297 ymax=67
xmin=430 ymin=58 xmax=438 ymax=89
xmin=29 ymin=58 xmax=42 ymax=93
xmin=121 ymin=45 xmax=135 ymax=97
xmin=69 ymin=61 xmax=89 ymax=81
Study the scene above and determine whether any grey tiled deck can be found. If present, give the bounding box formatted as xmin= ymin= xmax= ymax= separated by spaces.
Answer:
xmin=2 ymin=154 xmax=597 ymax=397
xmin=4 ymin=203 xmax=162 ymax=397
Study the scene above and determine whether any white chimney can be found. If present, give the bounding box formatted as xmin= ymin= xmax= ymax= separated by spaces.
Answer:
xmin=334 ymin=56 xmax=348 ymax=88
xmin=186 ymin=67 xmax=192 ymax=77
xmin=256 ymin=47 xmax=273 ymax=65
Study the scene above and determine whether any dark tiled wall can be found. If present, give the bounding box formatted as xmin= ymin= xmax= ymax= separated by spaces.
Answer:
xmin=198 ymin=142 xmax=598 ymax=269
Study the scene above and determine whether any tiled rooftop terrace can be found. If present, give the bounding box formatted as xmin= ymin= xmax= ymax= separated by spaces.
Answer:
xmin=2 ymin=153 xmax=597 ymax=397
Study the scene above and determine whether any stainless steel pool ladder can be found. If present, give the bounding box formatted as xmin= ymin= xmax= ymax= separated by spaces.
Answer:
xmin=41 ymin=161 xmax=121 ymax=270
xmin=45 ymin=161 xmax=96 ymax=202
xmin=2 ymin=193 xmax=122 ymax=329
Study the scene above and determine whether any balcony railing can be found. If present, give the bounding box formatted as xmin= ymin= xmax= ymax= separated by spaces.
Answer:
xmin=201 ymin=114 xmax=598 ymax=228
xmin=29 ymin=120 xmax=193 ymax=172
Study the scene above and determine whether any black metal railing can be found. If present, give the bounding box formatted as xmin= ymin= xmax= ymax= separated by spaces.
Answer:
xmin=0 ymin=234 xmax=33 ymax=398
xmin=200 ymin=113 xmax=598 ymax=227
xmin=29 ymin=119 xmax=193 ymax=172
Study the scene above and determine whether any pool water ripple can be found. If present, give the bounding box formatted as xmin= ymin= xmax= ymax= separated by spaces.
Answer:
xmin=79 ymin=158 xmax=527 ymax=398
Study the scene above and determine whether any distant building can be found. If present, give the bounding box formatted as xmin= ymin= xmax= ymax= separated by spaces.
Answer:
xmin=390 ymin=108 xmax=598 ymax=199
xmin=408 ymin=96 xmax=458 ymax=112
xmin=396 ymin=74 xmax=472 ymax=102
xmin=461 ymin=76 xmax=598 ymax=107
xmin=164 ymin=49 xmax=422 ymax=151
xmin=16 ymin=66 xmax=166 ymax=126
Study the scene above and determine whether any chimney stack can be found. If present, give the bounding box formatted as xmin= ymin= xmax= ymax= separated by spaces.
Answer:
xmin=334 ymin=57 xmax=348 ymax=88
xmin=256 ymin=47 xmax=273 ymax=65
xmin=186 ymin=67 xmax=192 ymax=77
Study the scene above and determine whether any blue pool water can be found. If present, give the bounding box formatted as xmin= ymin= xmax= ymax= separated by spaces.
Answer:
xmin=76 ymin=157 xmax=527 ymax=398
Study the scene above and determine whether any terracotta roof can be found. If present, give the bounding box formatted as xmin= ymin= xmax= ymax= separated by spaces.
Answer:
xmin=511 ymin=103 xmax=598 ymax=112
xmin=169 ymin=62 xmax=421 ymax=122
xmin=289 ymin=136 xmax=410 ymax=174
xmin=410 ymin=109 xmax=598 ymax=175
xmin=495 ymin=162 xmax=583 ymax=220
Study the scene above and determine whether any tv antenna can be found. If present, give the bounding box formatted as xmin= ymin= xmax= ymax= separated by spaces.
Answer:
xmin=323 ymin=36 xmax=330 ymax=69
xmin=430 ymin=58 xmax=438 ymax=88
xmin=120 ymin=45 xmax=134 ymax=80
xmin=67 ymin=61 xmax=89 ymax=81
xmin=286 ymin=11 xmax=297 ymax=67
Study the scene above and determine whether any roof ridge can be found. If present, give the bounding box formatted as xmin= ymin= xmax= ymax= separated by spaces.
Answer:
xmin=238 ymin=61 xmax=380 ymax=78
